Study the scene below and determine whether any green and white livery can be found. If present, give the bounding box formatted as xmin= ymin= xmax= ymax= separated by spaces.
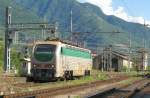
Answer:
xmin=31 ymin=39 xmax=92 ymax=81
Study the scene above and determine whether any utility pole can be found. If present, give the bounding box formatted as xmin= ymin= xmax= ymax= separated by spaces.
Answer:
xmin=14 ymin=31 xmax=18 ymax=44
xmin=54 ymin=22 xmax=59 ymax=38
xmin=70 ymin=10 xmax=73 ymax=42
xmin=103 ymin=49 xmax=106 ymax=71
xmin=128 ymin=32 xmax=131 ymax=72
xmin=4 ymin=7 xmax=12 ymax=72
xmin=138 ymin=49 xmax=147 ymax=71
xmin=70 ymin=10 xmax=73 ymax=33
xmin=43 ymin=17 xmax=46 ymax=40
xmin=141 ymin=20 xmax=149 ymax=71
xmin=104 ymin=48 xmax=108 ymax=71
xmin=109 ymin=45 xmax=112 ymax=71
xmin=101 ymin=49 xmax=104 ymax=72
xmin=143 ymin=19 xmax=146 ymax=49
xmin=106 ymin=47 xmax=112 ymax=71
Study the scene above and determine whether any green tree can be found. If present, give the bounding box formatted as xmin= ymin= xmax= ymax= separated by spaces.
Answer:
xmin=11 ymin=49 xmax=23 ymax=75
xmin=132 ymin=57 xmax=139 ymax=71
xmin=147 ymin=66 xmax=150 ymax=73
xmin=0 ymin=41 xmax=23 ymax=74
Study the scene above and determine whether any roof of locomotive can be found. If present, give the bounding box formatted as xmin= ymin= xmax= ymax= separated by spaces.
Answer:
xmin=33 ymin=39 xmax=91 ymax=52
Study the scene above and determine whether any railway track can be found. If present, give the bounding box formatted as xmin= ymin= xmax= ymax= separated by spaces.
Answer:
xmin=130 ymin=82 xmax=150 ymax=98
xmin=1 ymin=73 xmax=148 ymax=98
xmin=89 ymin=78 xmax=150 ymax=98
xmin=1 ymin=76 xmax=129 ymax=98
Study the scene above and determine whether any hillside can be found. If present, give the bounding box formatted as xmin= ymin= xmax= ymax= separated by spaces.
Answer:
xmin=0 ymin=0 xmax=41 ymax=23
xmin=0 ymin=0 xmax=150 ymax=51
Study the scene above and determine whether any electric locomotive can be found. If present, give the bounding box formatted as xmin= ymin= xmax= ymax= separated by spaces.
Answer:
xmin=30 ymin=39 xmax=92 ymax=81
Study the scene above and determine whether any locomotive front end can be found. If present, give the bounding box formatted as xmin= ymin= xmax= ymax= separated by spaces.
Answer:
xmin=31 ymin=44 xmax=56 ymax=81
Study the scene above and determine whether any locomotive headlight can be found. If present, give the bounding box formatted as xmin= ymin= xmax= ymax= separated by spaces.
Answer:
xmin=51 ymin=65 xmax=54 ymax=68
xmin=34 ymin=65 xmax=37 ymax=67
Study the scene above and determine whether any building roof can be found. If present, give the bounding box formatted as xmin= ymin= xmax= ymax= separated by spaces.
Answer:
xmin=95 ymin=50 xmax=129 ymax=60
xmin=111 ymin=51 xmax=128 ymax=60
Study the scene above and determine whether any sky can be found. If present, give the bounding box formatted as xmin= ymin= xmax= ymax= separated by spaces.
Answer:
xmin=77 ymin=0 xmax=150 ymax=25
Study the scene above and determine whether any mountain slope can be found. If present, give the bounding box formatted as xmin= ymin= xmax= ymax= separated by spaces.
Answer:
xmin=11 ymin=0 xmax=128 ymax=46
xmin=0 ymin=0 xmax=150 ymax=51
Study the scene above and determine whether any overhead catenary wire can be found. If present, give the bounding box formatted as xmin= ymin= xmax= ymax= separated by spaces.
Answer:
xmin=121 ymin=0 xmax=149 ymax=71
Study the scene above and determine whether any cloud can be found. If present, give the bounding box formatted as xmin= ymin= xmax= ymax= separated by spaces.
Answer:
xmin=77 ymin=0 xmax=149 ymax=25
xmin=81 ymin=0 xmax=114 ymax=15
xmin=113 ymin=6 xmax=146 ymax=24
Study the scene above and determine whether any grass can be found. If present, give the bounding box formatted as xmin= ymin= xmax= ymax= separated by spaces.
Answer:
xmin=114 ymin=76 xmax=143 ymax=89
xmin=74 ymin=96 xmax=81 ymax=98
xmin=12 ymin=70 xmax=109 ymax=92
xmin=12 ymin=72 xmax=142 ymax=96
xmin=22 ymin=70 xmax=141 ymax=91
xmin=118 ymin=71 xmax=149 ymax=77
xmin=119 ymin=77 xmax=142 ymax=84
xmin=27 ymin=74 xmax=108 ymax=91
xmin=4 ymin=70 xmax=144 ymax=95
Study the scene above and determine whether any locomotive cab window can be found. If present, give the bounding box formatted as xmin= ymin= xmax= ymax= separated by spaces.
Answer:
xmin=34 ymin=44 xmax=56 ymax=62
xmin=35 ymin=44 xmax=56 ymax=53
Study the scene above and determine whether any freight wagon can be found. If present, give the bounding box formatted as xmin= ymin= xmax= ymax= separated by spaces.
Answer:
xmin=30 ymin=39 xmax=92 ymax=81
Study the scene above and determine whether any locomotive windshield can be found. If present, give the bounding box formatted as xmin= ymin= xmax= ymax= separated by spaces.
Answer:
xmin=35 ymin=44 xmax=56 ymax=53
xmin=34 ymin=44 xmax=56 ymax=62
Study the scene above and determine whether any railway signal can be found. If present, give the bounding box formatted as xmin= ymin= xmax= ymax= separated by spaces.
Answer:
xmin=24 ymin=46 xmax=29 ymax=58
xmin=4 ymin=6 xmax=57 ymax=73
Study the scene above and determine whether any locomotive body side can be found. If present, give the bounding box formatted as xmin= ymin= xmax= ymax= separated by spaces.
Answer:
xmin=57 ymin=43 xmax=92 ymax=78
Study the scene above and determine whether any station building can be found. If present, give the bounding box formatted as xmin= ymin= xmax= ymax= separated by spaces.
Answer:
xmin=93 ymin=51 xmax=133 ymax=71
